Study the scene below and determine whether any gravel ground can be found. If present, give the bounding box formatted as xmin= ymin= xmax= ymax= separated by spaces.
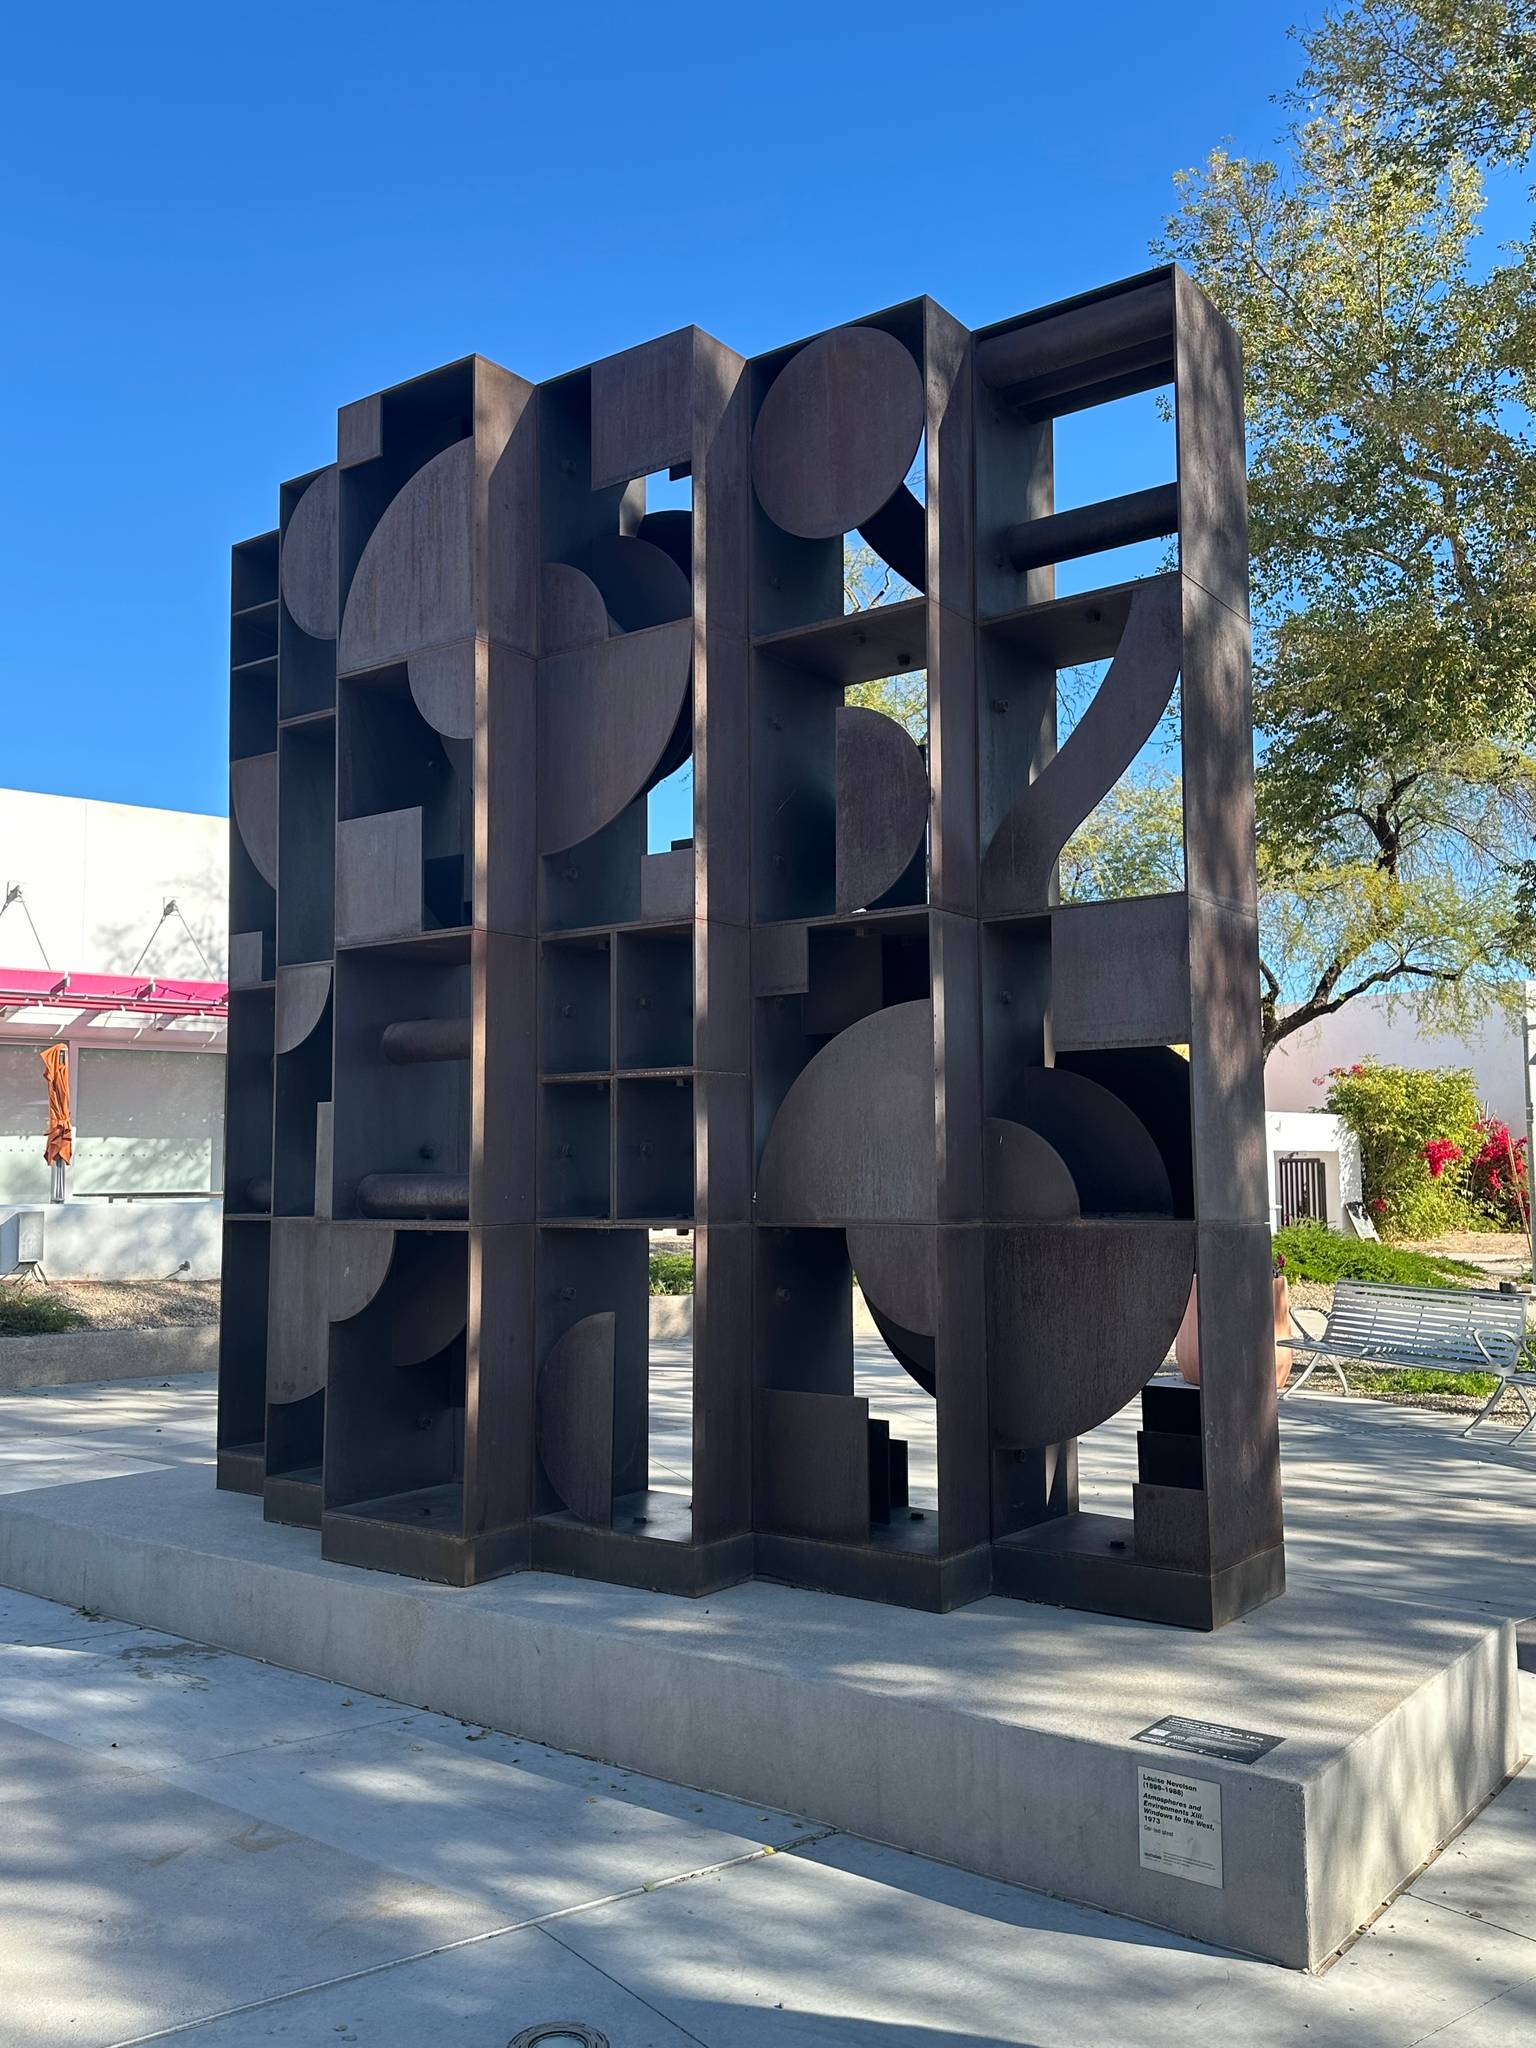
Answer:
xmin=5 ymin=1279 xmax=221 ymax=1330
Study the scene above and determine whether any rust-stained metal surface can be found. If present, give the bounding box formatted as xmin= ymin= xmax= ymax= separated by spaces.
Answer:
xmin=222 ymin=268 xmax=1276 ymax=1623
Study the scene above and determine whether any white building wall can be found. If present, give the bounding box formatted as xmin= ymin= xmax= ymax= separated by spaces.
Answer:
xmin=0 ymin=787 xmax=226 ymax=978
xmin=0 ymin=789 xmax=228 ymax=1245
xmin=1264 ymin=1112 xmax=1361 ymax=1232
xmin=1265 ymin=998 xmax=1523 ymax=1126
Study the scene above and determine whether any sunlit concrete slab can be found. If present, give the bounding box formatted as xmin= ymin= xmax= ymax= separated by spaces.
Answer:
xmin=0 ymin=1450 xmax=1516 ymax=1970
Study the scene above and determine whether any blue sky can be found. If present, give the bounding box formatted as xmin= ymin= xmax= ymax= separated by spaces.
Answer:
xmin=2 ymin=0 xmax=1328 ymax=819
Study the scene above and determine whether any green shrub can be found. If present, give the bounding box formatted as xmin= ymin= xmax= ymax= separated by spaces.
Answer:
xmin=648 ymin=1249 xmax=694 ymax=1295
xmin=1323 ymin=1059 xmax=1482 ymax=1238
xmin=0 ymin=1288 xmax=90 ymax=1336
xmin=1272 ymin=1220 xmax=1483 ymax=1287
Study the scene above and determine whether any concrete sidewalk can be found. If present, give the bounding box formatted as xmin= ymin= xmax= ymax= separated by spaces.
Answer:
xmin=0 ymin=1367 xmax=1534 ymax=2043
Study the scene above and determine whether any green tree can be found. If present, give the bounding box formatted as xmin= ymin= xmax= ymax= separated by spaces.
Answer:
xmin=842 ymin=538 xmax=927 ymax=740
xmin=1146 ymin=1 xmax=1536 ymax=1054
xmin=1323 ymin=1056 xmax=1482 ymax=1236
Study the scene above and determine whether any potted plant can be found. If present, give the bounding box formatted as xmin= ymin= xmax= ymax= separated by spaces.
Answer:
xmin=1175 ymin=1252 xmax=1293 ymax=1391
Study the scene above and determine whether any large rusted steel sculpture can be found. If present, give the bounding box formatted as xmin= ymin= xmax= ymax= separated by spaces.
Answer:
xmin=219 ymin=268 xmax=1283 ymax=1627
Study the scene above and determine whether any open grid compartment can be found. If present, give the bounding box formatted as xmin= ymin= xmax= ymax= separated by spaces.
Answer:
xmin=615 ymin=926 xmax=692 ymax=1070
xmin=330 ymin=940 xmax=471 ymax=1221
xmin=541 ymin=935 xmax=611 ymax=1075
xmin=540 ymin=1080 xmax=611 ymax=1219
xmin=323 ymin=1228 xmax=469 ymax=1531
xmin=277 ymin=721 xmax=336 ymax=966
xmin=616 ymin=1074 xmax=694 ymax=1220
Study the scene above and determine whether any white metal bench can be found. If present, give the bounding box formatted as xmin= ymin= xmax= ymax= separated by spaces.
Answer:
xmin=1277 ymin=1279 xmax=1532 ymax=1438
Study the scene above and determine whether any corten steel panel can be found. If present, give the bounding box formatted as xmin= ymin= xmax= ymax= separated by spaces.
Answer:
xmin=1181 ymin=579 xmax=1259 ymax=912
xmin=932 ymin=910 xmax=983 ymax=1222
xmin=537 ymin=621 xmax=692 ymax=854
xmin=338 ymin=393 xmax=382 ymax=469
xmin=228 ymin=931 xmax=268 ymax=990
xmin=754 ymin=599 xmax=927 ymax=686
xmin=756 ymin=1000 xmax=937 ymax=1225
xmin=751 ymin=326 xmax=924 ymax=541
xmin=754 ymin=1388 xmax=872 ymax=1543
xmin=925 ymin=301 xmax=975 ymax=623
xmin=340 ymin=440 xmax=477 ymax=675
xmin=231 ymin=753 xmax=279 ymax=889
xmin=1174 ymin=270 xmax=1250 ymax=625
xmin=274 ymin=964 xmax=331 ymax=1056
xmin=266 ymin=1219 xmax=330 ymax=1406
xmin=693 ymin=907 xmax=749 ymax=1073
xmin=934 ymin=1223 xmax=990 ymax=1555
xmin=335 ymin=808 xmax=424 ymax=946
xmin=981 ymin=1118 xmax=1079 ymax=1219
xmin=691 ymin=1222 xmax=752 ymax=1543
xmin=986 ymin=1220 xmax=1196 ymax=1448
xmin=640 ymin=848 xmax=693 ymax=922
xmin=471 ymin=931 xmax=535 ymax=1226
xmin=1186 ymin=893 xmax=1269 ymax=1224
xmin=1193 ymin=1219 xmax=1285 ymax=1578
xmin=537 ymin=1309 xmax=616 ymax=1525
xmin=835 ymin=706 xmax=929 ymax=915
xmin=280 ymin=468 xmax=339 ymax=640
xmin=751 ymin=922 xmax=809 ymax=997
xmin=928 ymin=603 xmax=980 ymax=917
xmin=590 ymin=328 xmax=697 ymax=491
xmin=1049 ymin=897 xmax=1191 ymax=1051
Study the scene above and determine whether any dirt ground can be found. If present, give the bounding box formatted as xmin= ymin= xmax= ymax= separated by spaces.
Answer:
xmin=6 ymin=1279 xmax=221 ymax=1330
xmin=1408 ymin=1229 xmax=1530 ymax=1265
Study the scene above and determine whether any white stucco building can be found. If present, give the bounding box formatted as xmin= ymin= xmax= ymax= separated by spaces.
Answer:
xmin=1261 ymin=995 xmax=1524 ymax=1233
xmin=0 ymin=787 xmax=227 ymax=1275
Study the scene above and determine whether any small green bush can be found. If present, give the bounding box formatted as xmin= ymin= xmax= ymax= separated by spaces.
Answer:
xmin=1272 ymin=1221 xmax=1482 ymax=1288
xmin=0 ymin=1288 xmax=90 ymax=1336
xmin=648 ymin=1250 xmax=694 ymax=1295
xmin=1323 ymin=1059 xmax=1482 ymax=1238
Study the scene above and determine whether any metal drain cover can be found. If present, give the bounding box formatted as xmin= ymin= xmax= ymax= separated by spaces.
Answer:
xmin=508 ymin=2027 xmax=610 ymax=2048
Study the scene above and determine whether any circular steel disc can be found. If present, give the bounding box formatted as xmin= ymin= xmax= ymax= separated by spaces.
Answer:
xmin=751 ymin=327 xmax=924 ymax=539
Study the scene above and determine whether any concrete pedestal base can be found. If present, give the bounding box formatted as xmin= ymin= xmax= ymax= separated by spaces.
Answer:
xmin=0 ymin=1460 xmax=1517 ymax=1971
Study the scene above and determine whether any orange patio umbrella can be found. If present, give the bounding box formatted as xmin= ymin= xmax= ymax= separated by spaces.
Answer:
xmin=40 ymin=1045 xmax=72 ymax=1176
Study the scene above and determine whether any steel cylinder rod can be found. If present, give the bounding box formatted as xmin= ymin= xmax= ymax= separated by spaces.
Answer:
xmin=1003 ymin=483 xmax=1178 ymax=575
xmin=975 ymin=278 xmax=1174 ymax=395
xmin=355 ymin=1172 xmax=470 ymax=1220
xmin=381 ymin=1017 xmax=472 ymax=1065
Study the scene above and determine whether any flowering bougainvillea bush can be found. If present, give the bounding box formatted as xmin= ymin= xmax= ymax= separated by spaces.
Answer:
xmin=1468 ymin=1116 xmax=1530 ymax=1231
xmin=1321 ymin=1059 xmax=1483 ymax=1238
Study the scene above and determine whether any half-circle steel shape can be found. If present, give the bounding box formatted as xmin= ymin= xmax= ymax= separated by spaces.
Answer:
xmin=541 ymin=562 xmax=612 ymax=654
xmin=280 ymin=468 xmax=338 ymax=640
xmin=979 ymin=573 xmax=1183 ymax=915
xmin=1003 ymin=1069 xmax=1173 ymax=1216
xmin=328 ymin=1224 xmax=396 ymax=1325
xmin=752 ymin=327 xmax=925 ymax=540
xmin=407 ymin=641 xmax=476 ymax=741
xmin=339 ymin=439 xmax=475 ymax=674
xmin=986 ymin=1219 xmax=1196 ymax=1447
xmin=538 ymin=1311 xmax=615 ymax=1526
xmin=578 ymin=533 xmax=691 ymax=632
xmin=835 ymin=706 xmax=929 ymax=914
xmin=757 ymin=1000 xmax=936 ymax=1225
xmin=537 ymin=619 xmax=693 ymax=854
xmin=845 ymin=1222 xmax=935 ymax=1343
xmin=231 ymin=753 xmax=278 ymax=888
xmin=273 ymin=963 xmax=332 ymax=1055
xmin=982 ymin=1116 xmax=1081 ymax=1220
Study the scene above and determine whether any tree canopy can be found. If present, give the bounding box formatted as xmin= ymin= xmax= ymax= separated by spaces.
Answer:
xmin=1125 ymin=0 xmax=1536 ymax=1052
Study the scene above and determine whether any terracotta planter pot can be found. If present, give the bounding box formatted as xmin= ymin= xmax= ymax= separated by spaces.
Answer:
xmin=1175 ymin=1274 xmax=1293 ymax=1391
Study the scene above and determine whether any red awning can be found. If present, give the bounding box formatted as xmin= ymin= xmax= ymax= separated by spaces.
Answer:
xmin=0 ymin=968 xmax=228 ymax=1020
